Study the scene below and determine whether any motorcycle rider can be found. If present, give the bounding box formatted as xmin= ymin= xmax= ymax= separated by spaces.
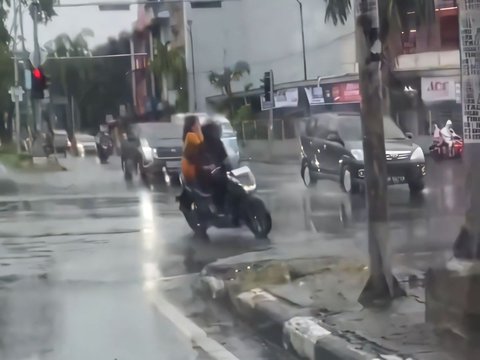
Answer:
xmin=440 ymin=120 xmax=458 ymax=157
xmin=199 ymin=120 xmax=231 ymax=213
xmin=178 ymin=115 xmax=204 ymax=214
xmin=181 ymin=115 xmax=204 ymax=186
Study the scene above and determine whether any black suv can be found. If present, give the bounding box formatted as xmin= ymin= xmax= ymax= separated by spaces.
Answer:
xmin=300 ymin=113 xmax=426 ymax=194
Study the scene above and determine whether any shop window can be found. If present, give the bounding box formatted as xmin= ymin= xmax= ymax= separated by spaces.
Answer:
xmin=439 ymin=11 xmax=459 ymax=49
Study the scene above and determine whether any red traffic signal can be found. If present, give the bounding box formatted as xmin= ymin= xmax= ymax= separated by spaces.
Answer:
xmin=33 ymin=68 xmax=42 ymax=79
xmin=31 ymin=67 xmax=48 ymax=99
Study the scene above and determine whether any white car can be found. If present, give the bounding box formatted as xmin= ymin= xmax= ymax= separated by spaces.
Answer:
xmin=171 ymin=113 xmax=240 ymax=168
xmin=75 ymin=133 xmax=97 ymax=157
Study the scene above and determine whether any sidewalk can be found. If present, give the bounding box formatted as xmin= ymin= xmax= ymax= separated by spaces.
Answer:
xmin=3 ymin=156 xmax=131 ymax=196
xmin=198 ymin=244 xmax=477 ymax=360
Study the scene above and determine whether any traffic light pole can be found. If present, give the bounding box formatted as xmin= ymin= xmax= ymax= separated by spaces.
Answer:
xmin=12 ymin=0 xmax=22 ymax=153
xmin=32 ymin=1 xmax=42 ymax=133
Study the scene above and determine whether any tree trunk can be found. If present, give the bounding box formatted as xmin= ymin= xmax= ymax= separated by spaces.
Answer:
xmin=355 ymin=0 xmax=404 ymax=306
xmin=453 ymin=0 xmax=480 ymax=259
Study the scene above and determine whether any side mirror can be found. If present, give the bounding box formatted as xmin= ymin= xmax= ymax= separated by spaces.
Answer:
xmin=326 ymin=133 xmax=344 ymax=146
xmin=405 ymin=132 xmax=413 ymax=139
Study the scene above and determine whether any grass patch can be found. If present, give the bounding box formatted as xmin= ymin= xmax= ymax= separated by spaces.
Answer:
xmin=0 ymin=152 xmax=33 ymax=169
xmin=0 ymin=143 xmax=67 ymax=172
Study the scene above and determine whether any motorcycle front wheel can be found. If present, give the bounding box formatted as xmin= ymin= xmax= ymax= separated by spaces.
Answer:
xmin=243 ymin=197 xmax=272 ymax=239
xmin=182 ymin=202 xmax=208 ymax=240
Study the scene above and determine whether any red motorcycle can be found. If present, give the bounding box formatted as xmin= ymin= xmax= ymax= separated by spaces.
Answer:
xmin=429 ymin=135 xmax=463 ymax=160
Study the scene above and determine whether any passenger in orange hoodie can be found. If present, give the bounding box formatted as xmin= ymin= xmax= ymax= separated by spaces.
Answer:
xmin=181 ymin=115 xmax=204 ymax=184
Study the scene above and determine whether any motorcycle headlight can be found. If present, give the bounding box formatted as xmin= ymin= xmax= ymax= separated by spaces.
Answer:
xmin=410 ymin=146 xmax=425 ymax=162
xmin=140 ymin=139 xmax=154 ymax=163
xmin=351 ymin=149 xmax=364 ymax=161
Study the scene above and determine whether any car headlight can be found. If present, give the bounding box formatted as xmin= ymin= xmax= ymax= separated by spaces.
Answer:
xmin=140 ymin=139 xmax=154 ymax=163
xmin=410 ymin=146 xmax=425 ymax=162
xmin=351 ymin=149 xmax=364 ymax=161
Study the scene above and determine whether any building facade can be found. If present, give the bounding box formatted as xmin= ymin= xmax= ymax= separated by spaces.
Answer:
xmin=183 ymin=0 xmax=357 ymax=112
xmin=393 ymin=0 xmax=461 ymax=150
xmin=132 ymin=0 xmax=461 ymax=149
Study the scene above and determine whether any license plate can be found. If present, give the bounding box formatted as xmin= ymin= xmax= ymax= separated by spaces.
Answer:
xmin=166 ymin=160 xmax=181 ymax=168
xmin=388 ymin=176 xmax=405 ymax=184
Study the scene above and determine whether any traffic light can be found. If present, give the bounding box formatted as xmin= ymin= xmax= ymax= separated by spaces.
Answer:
xmin=31 ymin=67 xmax=48 ymax=99
xmin=263 ymin=71 xmax=273 ymax=103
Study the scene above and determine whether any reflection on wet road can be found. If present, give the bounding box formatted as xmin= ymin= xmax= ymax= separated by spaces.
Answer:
xmin=0 ymin=156 xmax=466 ymax=359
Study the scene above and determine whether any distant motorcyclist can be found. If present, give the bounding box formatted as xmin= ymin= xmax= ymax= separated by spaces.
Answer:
xmin=440 ymin=120 xmax=458 ymax=157
xmin=96 ymin=124 xmax=113 ymax=163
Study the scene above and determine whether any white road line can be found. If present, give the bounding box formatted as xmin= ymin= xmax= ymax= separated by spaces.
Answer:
xmin=149 ymin=293 xmax=240 ymax=360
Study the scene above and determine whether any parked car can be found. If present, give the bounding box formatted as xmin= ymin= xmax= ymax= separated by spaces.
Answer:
xmin=75 ymin=133 xmax=97 ymax=156
xmin=121 ymin=122 xmax=183 ymax=185
xmin=300 ymin=112 xmax=426 ymax=194
xmin=53 ymin=129 xmax=70 ymax=157
xmin=171 ymin=113 xmax=240 ymax=168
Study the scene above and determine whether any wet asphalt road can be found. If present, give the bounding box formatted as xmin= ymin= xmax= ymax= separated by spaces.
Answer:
xmin=0 ymin=155 xmax=465 ymax=360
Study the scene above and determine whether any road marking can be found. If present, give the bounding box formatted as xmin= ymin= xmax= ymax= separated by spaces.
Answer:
xmin=149 ymin=292 xmax=240 ymax=360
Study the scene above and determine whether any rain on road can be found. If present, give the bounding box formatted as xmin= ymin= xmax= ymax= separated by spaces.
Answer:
xmin=0 ymin=156 xmax=465 ymax=359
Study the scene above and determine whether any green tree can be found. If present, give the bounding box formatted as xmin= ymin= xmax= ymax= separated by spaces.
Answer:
xmin=0 ymin=0 xmax=56 ymax=47
xmin=323 ymin=0 xmax=434 ymax=304
xmin=208 ymin=61 xmax=250 ymax=117
xmin=151 ymin=41 xmax=188 ymax=111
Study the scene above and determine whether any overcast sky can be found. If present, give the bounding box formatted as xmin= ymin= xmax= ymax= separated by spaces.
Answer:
xmin=9 ymin=0 xmax=138 ymax=52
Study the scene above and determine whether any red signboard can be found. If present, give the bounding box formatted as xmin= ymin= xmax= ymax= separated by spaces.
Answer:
xmin=331 ymin=82 xmax=361 ymax=103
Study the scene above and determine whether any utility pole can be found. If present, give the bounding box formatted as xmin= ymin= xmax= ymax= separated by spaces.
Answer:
xmin=296 ymin=0 xmax=307 ymax=81
xmin=130 ymin=38 xmax=137 ymax=112
xmin=188 ymin=20 xmax=198 ymax=111
xmin=12 ymin=0 xmax=22 ymax=153
xmin=355 ymin=0 xmax=404 ymax=305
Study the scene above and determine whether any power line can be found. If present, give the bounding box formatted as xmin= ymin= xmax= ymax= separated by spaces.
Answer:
xmin=47 ymin=52 xmax=148 ymax=60
xmin=54 ymin=0 xmax=241 ymax=8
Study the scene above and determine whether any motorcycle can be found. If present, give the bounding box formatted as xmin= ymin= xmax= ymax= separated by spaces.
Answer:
xmin=429 ymin=135 xmax=463 ymax=160
xmin=178 ymin=166 xmax=272 ymax=239
xmin=96 ymin=133 xmax=113 ymax=164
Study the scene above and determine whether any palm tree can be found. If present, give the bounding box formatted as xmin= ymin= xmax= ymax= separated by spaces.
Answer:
xmin=323 ymin=0 xmax=435 ymax=304
xmin=151 ymin=41 xmax=187 ymax=109
xmin=0 ymin=0 xmax=56 ymax=48
xmin=46 ymin=29 xmax=94 ymax=154
xmin=208 ymin=61 xmax=250 ymax=116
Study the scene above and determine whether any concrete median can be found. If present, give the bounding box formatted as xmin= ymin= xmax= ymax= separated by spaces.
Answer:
xmin=198 ymin=254 xmax=427 ymax=360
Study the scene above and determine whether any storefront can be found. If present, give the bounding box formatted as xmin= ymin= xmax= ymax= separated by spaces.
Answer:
xmin=391 ymin=69 xmax=461 ymax=152
xmin=420 ymin=75 xmax=462 ymax=133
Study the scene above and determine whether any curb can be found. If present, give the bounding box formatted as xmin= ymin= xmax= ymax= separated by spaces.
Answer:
xmin=239 ymin=157 xmax=299 ymax=165
xmin=200 ymin=275 xmax=413 ymax=360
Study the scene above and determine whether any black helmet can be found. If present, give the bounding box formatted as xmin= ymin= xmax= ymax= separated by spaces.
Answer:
xmin=202 ymin=120 xmax=222 ymax=140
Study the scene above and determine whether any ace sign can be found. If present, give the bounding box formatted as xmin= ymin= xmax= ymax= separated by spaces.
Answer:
xmin=421 ymin=77 xmax=459 ymax=103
